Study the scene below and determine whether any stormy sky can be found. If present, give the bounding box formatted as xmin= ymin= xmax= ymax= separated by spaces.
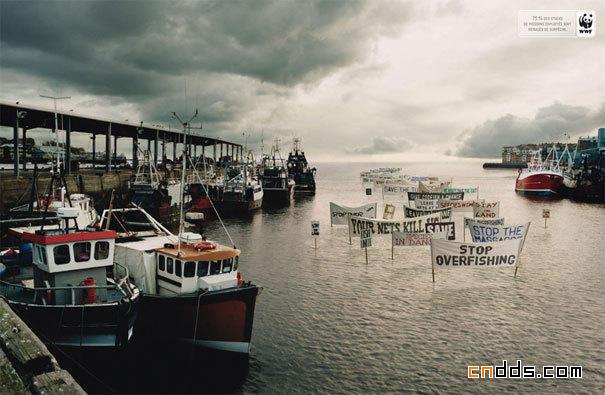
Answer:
xmin=1 ymin=0 xmax=604 ymax=160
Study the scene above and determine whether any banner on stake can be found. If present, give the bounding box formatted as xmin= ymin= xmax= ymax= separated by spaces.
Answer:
xmin=425 ymin=221 xmax=456 ymax=240
xmin=404 ymin=205 xmax=452 ymax=220
xmin=443 ymin=186 xmax=478 ymax=194
xmin=438 ymin=199 xmax=484 ymax=212
xmin=473 ymin=201 xmax=500 ymax=218
xmin=467 ymin=220 xmax=530 ymax=252
xmin=348 ymin=213 xmax=441 ymax=237
xmin=464 ymin=217 xmax=505 ymax=227
xmin=392 ymin=232 xmax=446 ymax=246
xmin=408 ymin=191 xmax=464 ymax=201
xmin=431 ymin=238 xmax=523 ymax=270
xmin=415 ymin=198 xmax=440 ymax=210
xmin=330 ymin=202 xmax=377 ymax=225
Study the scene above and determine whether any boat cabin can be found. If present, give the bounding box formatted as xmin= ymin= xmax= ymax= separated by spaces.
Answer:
xmin=21 ymin=228 xmax=117 ymax=304
xmin=154 ymin=235 xmax=240 ymax=296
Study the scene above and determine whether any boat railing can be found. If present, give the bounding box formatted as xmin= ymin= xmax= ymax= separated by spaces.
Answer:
xmin=0 ymin=269 xmax=134 ymax=306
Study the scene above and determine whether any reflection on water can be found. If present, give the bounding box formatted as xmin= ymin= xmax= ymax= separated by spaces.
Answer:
xmin=66 ymin=161 xmax=605 ymax=393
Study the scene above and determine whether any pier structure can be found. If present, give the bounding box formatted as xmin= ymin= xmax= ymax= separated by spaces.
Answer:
xmin=0 ymin=101 xmax=244 ymax=176
xmin=0 ymin=298 xmax=85 ymax=394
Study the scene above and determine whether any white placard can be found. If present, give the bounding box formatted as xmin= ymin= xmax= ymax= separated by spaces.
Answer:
xmin=473 ymin=202 xmax=500 ymax=218
xmin=330 ymin=202 xmax=377 ymax=225
xmin=311 ymin=221 xmax=320 ymax=236
xmin=431 ymin=238 xmax=523 ymax=270
xmin=348 ymin=213 xmax=442 ymax=237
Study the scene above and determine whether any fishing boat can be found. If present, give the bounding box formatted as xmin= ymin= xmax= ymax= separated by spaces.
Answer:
xmin=102 ymin=186 xmax=261 ymax=354
xmin=258 ymin=139 xmax=295 ymax=205
xmin=287 ymin=138 xmax=316 ymax=195
xmin=8 ymin=174 xmax=98 ymax=232
xmin=0 ymin=208 xmax=140 ymax=349
xmin=218 ymin=159 xmax=263 ymax=212
xmin=103 ymin=111 xmax=261 ymax=354
xmin=515 ymin=145 xmax=564 ymax=196
xmin=129 ymin=149 xmax=190 ymax=224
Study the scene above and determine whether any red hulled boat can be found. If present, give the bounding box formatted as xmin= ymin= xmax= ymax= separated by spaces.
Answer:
xmin=515 ymin=145 xmax=564 ymax=196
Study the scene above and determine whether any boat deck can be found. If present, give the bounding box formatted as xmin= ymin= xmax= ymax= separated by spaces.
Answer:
xmin=1 ymin=267 xmax=126 ymax=306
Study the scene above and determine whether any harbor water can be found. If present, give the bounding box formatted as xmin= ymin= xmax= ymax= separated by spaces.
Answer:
xmin=79 ymin=161 xmax=604 ymax=393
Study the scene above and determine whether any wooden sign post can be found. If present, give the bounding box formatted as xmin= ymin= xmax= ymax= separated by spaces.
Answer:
xmin=360 ymin=229 xmax=371 ymax=264
xmin=311 ymin=221 xmax=320 ymax=249
xmin=542 ymin=209 xmax=550 ymax=228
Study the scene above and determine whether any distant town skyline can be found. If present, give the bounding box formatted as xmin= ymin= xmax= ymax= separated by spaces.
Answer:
xmin=1 ymin=0 xmax=604 ymax=161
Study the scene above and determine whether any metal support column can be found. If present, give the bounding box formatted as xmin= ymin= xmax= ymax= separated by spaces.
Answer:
xmin=113 ymin=136 xmax=118 ymax=169
xmin=91 ymin=134 xmax=96 ymax=169
xmin=220 ymin=143 xmax=223 ymax=160
xmin=213 ymin=142 xmax=217 ymax=163
xmin=105 ymin=122 xmax=111 ymax=172
xmin=162 ymin=133 xmax=166 ymax=162
xmin=172 ymin=140 xmax=177 ymax=162
xmin=154 ymin=130 xmax=159 ymax=165
xmin=133 ymin=135 xmax=139 ymax=169
xmin=22 ymin=127 xmax=27 ymax=172
xmin=66 ymin=117 xmax=71 ymax=174
xmin=13 ymin=121 xmax=19 ymax=176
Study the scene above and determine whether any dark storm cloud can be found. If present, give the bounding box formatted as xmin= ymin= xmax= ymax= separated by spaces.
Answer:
xmin=349 ymin=136 xmax=413 ymax=155
xmin=456 ymin=102 xmax=605 ymax=158
xmin=0 ymin=0 xmax=411 ymax=88
xmin=0 ymin=0 xmax=412 ymax=136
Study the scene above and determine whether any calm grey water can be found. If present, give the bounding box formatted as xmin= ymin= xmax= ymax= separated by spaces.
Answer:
xmin=197 ymin=161 xmax=604 ymax=393
xmin=70 ymin=161 xmax=603 ymax=393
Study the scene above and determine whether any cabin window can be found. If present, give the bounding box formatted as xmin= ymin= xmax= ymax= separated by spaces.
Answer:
xmin=233 ymin=256 xmax=239 ymax=271
xmin=222 ymin=258 xmax=233 ymax=273
xmin=53 ymin=244 xmax=70 ymax=265
xmin=94 ymin=241 xmax=110 ymax=260
xmin=184 ymin=261 xmax=195 ymax=278
xmin=74 ymin=242 xmax=91 ymax=262
xmin=210 ymin=260 xmax=221 ymax=275
xmin=175 ymin=260 xmax=182 ymax=277
xmin=158 ymin=255 xmax=165 ymax=271
xmin=167 ymin=257 xmax=174 ymax=274
xmin=197 ymin=261 xmax=209 ymax=277
xmin=36 ymin=245 xmax=48 ymax=266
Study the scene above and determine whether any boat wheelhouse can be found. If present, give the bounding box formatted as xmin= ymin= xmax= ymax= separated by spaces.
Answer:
xmin=0 ymin=221 xmax=140 ymax=349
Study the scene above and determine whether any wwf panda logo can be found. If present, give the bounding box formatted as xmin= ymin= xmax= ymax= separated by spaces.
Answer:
xmin=579 ymin=13 xmax=593 ymax=29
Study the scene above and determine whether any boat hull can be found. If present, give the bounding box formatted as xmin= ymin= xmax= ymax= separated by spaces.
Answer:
xmin=262 ymin=187 xmax=292 ymax=205
xmin=136 ymin=284 xmax=260 ymax=354
xmin=5 ymin=298 xmax=139 ymax=349
xmin=515 ymin=172 xmax=563 ymax=196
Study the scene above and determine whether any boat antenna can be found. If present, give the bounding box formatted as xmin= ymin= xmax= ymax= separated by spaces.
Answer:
xmin=39 ymin=94 xmax=70 ymax=174
xmin=172 ymin=109 xmax=198 ymax=255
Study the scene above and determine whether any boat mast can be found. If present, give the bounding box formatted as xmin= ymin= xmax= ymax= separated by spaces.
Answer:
xmin=171 ymin=109 xmax=198 ymax=255
xmin=40 ymin=94 xmax=70 ymax=175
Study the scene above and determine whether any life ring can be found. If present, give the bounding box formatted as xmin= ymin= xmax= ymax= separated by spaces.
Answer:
xmin=192 ymin=241 xmax=217 ymax=251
